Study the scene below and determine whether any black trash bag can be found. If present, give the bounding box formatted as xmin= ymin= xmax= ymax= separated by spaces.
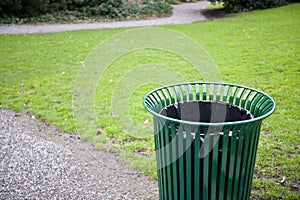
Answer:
xmin=160 ymin=100 xmax=253 ymax=123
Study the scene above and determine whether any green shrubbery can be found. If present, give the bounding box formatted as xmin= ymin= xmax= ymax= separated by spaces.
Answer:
xmin=166 ymin=0 xmax=197 ymax=4
xmin=208 ymin=0 xmax=300 ymax=12
xmin=0 ymin=0 xmax=49 ymax=18
xmin=0 ymin=0 xmax=172 ymax=23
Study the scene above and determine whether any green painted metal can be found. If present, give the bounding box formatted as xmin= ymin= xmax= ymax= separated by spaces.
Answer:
xmin=219 ymin=129 xmax=229 ymax=200
xmin=211 ymin=128 xmax=219 ymax=200
xmin=143 ymin=82 xmax=275 ymax=200
xmin=178 ymin=125 xmax=185 ymax=200
xmin=203 ymin=129 xmax=210 ymax=200
xmin=154 ymin=117 xmax=163 ymax=200
xmin=186 ymin=126 xmax=192 ymax=200
xmin=171 ymin=123 xmax=178 ymax=200
xmin=194 ymin=127 xmax=201 ymax=199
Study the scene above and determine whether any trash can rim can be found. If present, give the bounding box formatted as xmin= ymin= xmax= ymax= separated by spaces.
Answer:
xmin=142 ymin=82 xmax=276 ymax=127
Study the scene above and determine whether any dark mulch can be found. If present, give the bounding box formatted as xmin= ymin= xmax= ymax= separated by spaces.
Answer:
xmin=200 ymin=8 xmax=231 ymax=20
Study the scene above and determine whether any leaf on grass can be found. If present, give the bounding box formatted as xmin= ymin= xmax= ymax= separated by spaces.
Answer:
xmin=275 ymin=146 xmax=282 ymax=150
xmin=290 ymin=184 xmax=300 ymax=191
xmin=276 ymin=166 xmax=280 ymax=176
xmin=279 ymin=176 xmax=286 ymax=184
xmin=263 ymin=130 xmax=271 ymax=135
xmin=135 ymin=148 xmax=148 ymax=155
xmin=96 ymin=129 xmax=103 ymax=135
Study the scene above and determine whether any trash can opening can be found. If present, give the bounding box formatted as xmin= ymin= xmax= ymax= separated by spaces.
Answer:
xmin=159 ymin=100 xmax=253 ymax=123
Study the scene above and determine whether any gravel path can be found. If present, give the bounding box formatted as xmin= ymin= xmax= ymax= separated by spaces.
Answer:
xmin=0 ymin=108 xmax=158 ymax=199
xmin=0 ymin=1 xmax=211 ymax=34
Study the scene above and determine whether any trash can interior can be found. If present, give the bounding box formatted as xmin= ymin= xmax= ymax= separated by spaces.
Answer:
xmin=159 ymin=100 xmax=253 ymax=123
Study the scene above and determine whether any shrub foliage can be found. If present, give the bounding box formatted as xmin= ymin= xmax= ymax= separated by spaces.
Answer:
xmin=208 ymin=0 xmax=299 ymax=12
xmin=0 ymin=0 xmax=172 ymax=23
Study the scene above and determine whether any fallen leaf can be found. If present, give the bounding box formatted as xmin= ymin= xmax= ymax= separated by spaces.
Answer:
xmin=290 ymin=184 xmax=300 ymax=191
xmin=276 ymin=166 xmax=280 ymax=176
xmin=135 ymin=148 xmax=148 ymax=155
xmin=96 ymin=130 xmax=103 ymax=135
xmin=279 ymin=176 xmax=286 ymax=184
xmin=275 ymin=146 xmax=282 ymax=150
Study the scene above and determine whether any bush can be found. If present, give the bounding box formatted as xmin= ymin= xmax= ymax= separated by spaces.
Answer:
xmin=0 ymin=0 xmax=50 ymax=18
xmin=166 ymin=0 xmax=197 ymax=3
xmin=99 ymin=0 xmax=129 ymax=18
xmin=0 ymin=0 xmax=21 ymax=18
xmin=208 ymin=0 xmax=299 ymax=13
xmin=0 ymin=0 xmax=172 ymax=23
xmin=141 ymin=0 xmax=172 ymax=16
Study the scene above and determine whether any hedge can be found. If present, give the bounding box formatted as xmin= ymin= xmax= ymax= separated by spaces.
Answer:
xmin=0 ymin=0 xmax=172 ymax=22
xmin=208 ymin=0 xmax=300 ymax=12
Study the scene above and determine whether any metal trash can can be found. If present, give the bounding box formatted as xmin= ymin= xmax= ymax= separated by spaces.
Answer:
xmin=143 ymin=82 xmax=275 ymax=200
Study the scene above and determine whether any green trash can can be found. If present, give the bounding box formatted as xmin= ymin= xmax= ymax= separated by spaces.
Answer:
xmin=142 ymin=82 xmax=275 ymax=200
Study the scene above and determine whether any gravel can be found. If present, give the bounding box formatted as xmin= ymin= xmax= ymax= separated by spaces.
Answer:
xmin=0 ymin=1 xmax=211 ymax=34
xmin=0 ymin=108 xmax=158 ymax=199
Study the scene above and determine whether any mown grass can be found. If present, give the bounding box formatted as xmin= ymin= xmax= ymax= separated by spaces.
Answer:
xmin=207 ymin=2 xmax=225 ymax=9
xmin=0 ymin=3 xmax=299 ymax=199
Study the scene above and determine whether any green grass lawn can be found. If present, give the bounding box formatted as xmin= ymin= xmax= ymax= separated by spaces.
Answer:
xmin=1 ymin=3 xmax=299 ymax=199
xmin=207 ymin=2 xmax=225 ymax=9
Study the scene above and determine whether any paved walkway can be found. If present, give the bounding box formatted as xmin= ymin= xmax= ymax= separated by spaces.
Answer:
xmin=0 ymin=1 xmax=211 ymax=34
